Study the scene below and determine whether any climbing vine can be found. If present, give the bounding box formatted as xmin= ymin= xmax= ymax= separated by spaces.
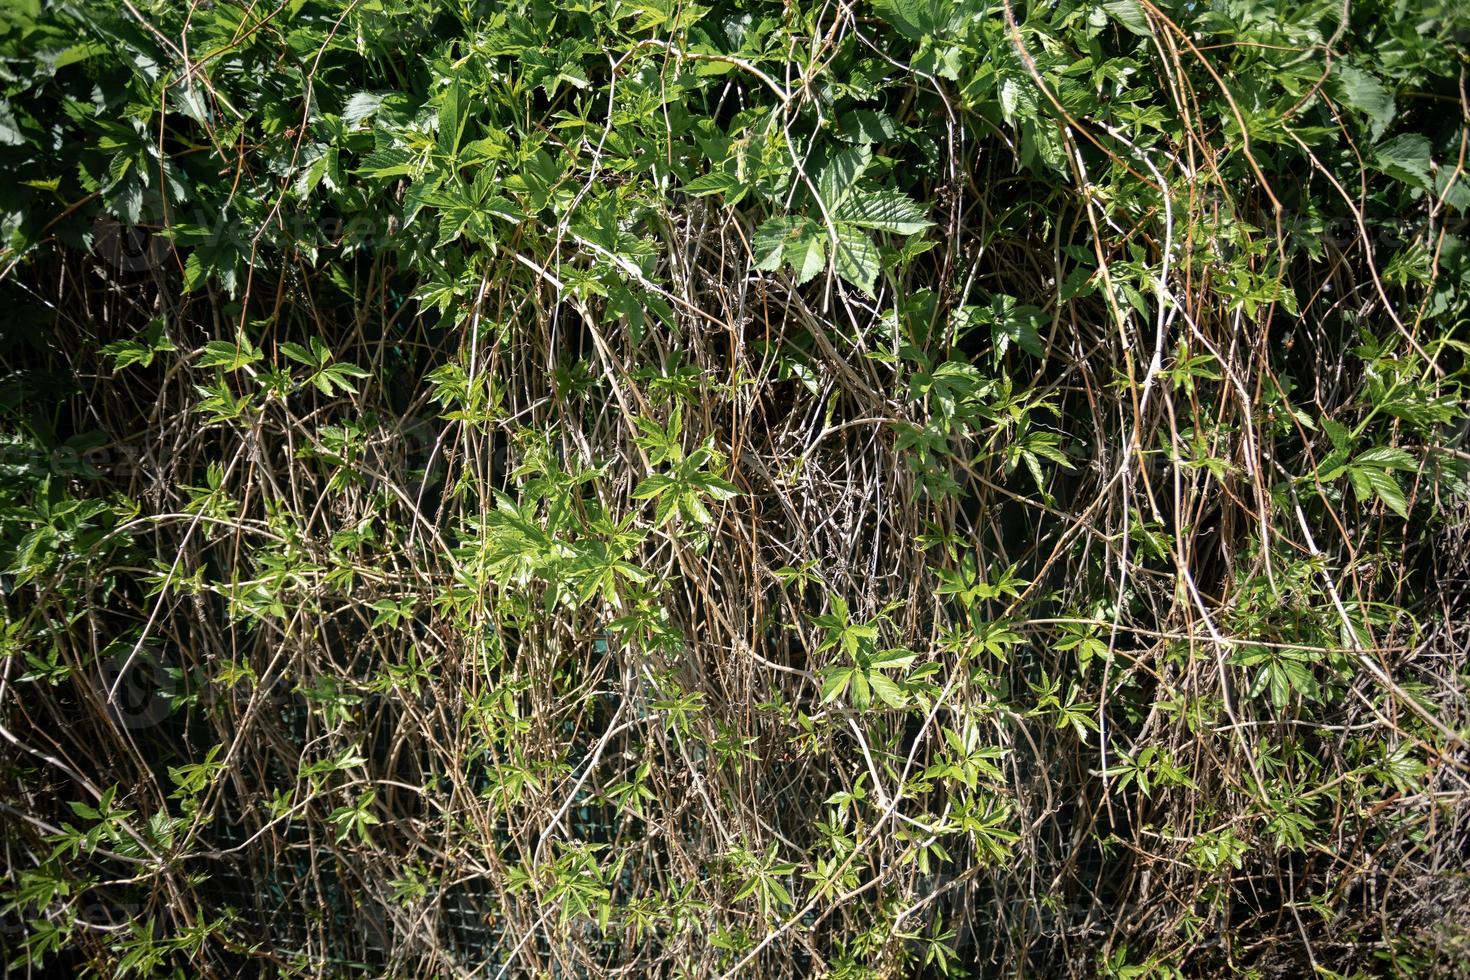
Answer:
xmin=2 ymin=0 xmax=1469 ymax=975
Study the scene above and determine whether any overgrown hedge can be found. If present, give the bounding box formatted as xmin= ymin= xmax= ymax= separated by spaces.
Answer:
xmin=2 ymin=0 xmax=1469 ymax=976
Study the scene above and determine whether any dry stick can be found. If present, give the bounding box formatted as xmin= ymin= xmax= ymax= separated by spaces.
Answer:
xmin=1285 ymin=130 xmax=1440 ymax=374
xmin=230 ymin=0 xmax=363 ymax=338
xmin=1131 ymin=0 xmax=1286 ymax=239
xmin=1001 ymin=7 xmax=1277 ymax=834
xmin=1277 ymin=466 xmax=1470 ymax=753
xmin=106 ymin=437 xmax=247 ymax=706
xmin=717 ymin=671 xmax=965 ymax=979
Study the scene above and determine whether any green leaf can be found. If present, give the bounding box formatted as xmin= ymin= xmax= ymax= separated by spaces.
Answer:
xmin=838 ymin=110 xmax=900 ymax=146
xmin=279 ymin=342 xmax=316 ymax=367
xmin=834 ymin=188 xmax=933 ymax=235
xmin=198 ymin=339 xmax=261 ymax=372
xmin=1322 ymin=417 xmax=1351 ymax=451
xmin=1331 ymin=64 xmax=1395 ymax=141
xmin=100 ymin=340 xmax=151 ymax=370
xmin=752 ymin=216 xmax=804 ymax=272
xmin=990 ymin=304 xmax=1045 ymax=358
xmin=692 ymin=473 xmax=741 ymax=500
xmin=868 ymin=647 xmax=917 ymax=670
xmin=1100 ymin=0 xmax=1151 ymax=36
xmin=317 ymin=362 xmax=369 ymax=395
xmin=872 ymin=0 xmax=963 ymax=39
xmin=867 ymin=672 xmax=907 ymax=708
xmin=683 ymin=169 xmax=743 ymax=198
xmin=821 ymin=668 xmax=853 ymax=703
xmin=651 ymin=493 xmax=678 ymax=526
xmin=478 ymin=195 xmax=526 ymax=224
xmin=1349 ymin=462 xmax=1410 ymax=519
xmin=1373 ymin=134 xmax=1432 ymax=191
xmin=753 ymin=216 xmax=825 ymax=283
xmin=816 ymin=147 xmax=869 ymax=211
xmin=631 ymin=474 xmax=673 ymax=499
xmin=833 ymin=226 xmax=882 ymax=296
xmin=1353 ymin=446 xmax=1415 ymax=471
xmin=357 ymin=145 xmax=417 ymax=179
xmin=341 ymin=91 xmax=387 ymax=128
xmin=788 ymin=233 xmax=827 ymax=285
xmin=437 ymin=81 xmax=466 ymax=158
xmin=100 ymin=321 xmax=174 ymax=371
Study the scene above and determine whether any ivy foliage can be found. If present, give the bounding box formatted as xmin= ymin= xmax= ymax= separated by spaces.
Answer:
xmin=2 ymin=0 xmax=1469 ymax=976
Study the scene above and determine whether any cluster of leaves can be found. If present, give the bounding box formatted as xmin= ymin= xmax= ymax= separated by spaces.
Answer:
xmin=1 ymin=0 xmax=1469 ymax=977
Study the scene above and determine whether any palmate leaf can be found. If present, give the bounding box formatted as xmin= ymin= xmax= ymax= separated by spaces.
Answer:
xmin=755 ymin=150 xmax=926 ymax=294
xmin=101 ymin=320 xmax=175 ymax=371
xmin=312 ymin=362 xmax=369 ymax=396
xmin=279 ymin=337 xmax=369 ymax=394
xmin=1236 ymin=646 xmax=1322 ymax=710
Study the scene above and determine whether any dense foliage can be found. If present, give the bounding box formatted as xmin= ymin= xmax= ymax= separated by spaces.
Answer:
xmin=2 ymin=0 xmax=1469 ymax=975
